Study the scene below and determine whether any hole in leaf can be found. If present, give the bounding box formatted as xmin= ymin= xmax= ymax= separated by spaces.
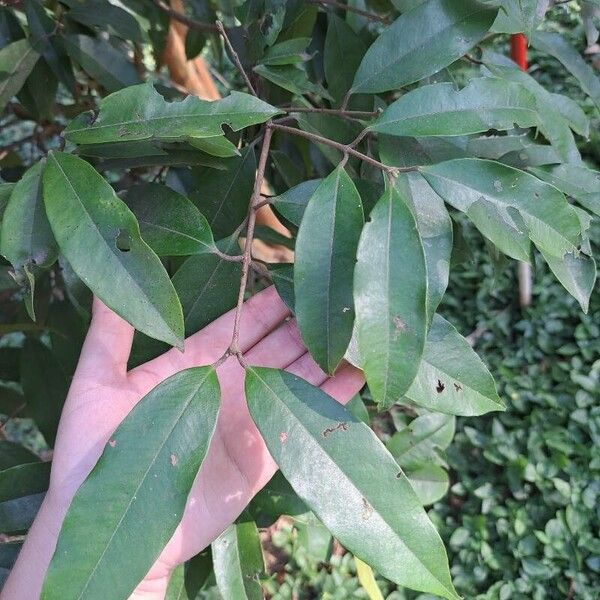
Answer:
xmin=116 ymin=229 xmax=132 ymax=252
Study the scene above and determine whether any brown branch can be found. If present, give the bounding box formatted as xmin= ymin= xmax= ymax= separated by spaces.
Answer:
xmin=151 ymin=0 xmax=218 ymax=33
xmin=307 ymin=0 xmax=392 ymax=24
xmin=464 ymin=53 xmax=484 ymax=66
xmin=282 ymin=106 xmax=379 ymax=118
xmin=269 ymin=122 xmax=414 ymax=174
xmin=216 ymin=20 xmax=258 ymax=97
xmin=228 ymin=125 xmax=274 ymax=362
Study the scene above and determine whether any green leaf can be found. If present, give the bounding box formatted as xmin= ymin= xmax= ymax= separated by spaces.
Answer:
xmin=531 ymin=31 xmax=600 ymax=111
xmin=213 ymin=515 xmax=265 ymax=600
xmin=324 ymin=14 xmax=367 ymax=104
xmin=43 ymin=152 xmax=184 ymax=348
xmin=294 ymin=166 xmax=364 ymax=373
xmin=268 ymin=263 xmax=295 ymax=312
xmin=351 ymin=0 xmax=497 ymax=94
xmin=165 ymin=550 xmax=212 ymax=600
xmin=370 ymin=78 xmax=538 ymax=137
xmin=0 ymin=491 xmax=44 ymax=533
xmin=406 ymin=463 xmax=450 ymax=505
xmin=0 ymin=461 xmax=50 ymax=503
xmin=1 ymin=160 xmax=57 ymax=277
xmin=260 ymin=37 xmax=311 ymax=66
xmin=41 ymin=367 xmax=220 ymax=600
xmin=0 ymin=441 xmax=40 ymax=470
xmin=17 ymin=58 xmax=58 ymax=121
xmin=406 ymin=315 xmax=504 ymax=416
xmin=189 ymin=146 xmax=257 ymax=238
xmin=254 ymin=63 xmax=331 ymax=99
xmin=124 ymin=183 xmax=217 ymax=256
xmin=245 ymin=367 xmax=459 ymax=600
xmin=387 ymin=412 xmax=455 ymax=470
xmin=189 ymin=135 xmax=240 ymax=158
xmin=354 ymin=185 xmax=427 ymax=409
xmin=248 ymin=471 xmax=307 ymax=527
xmin=271 ymin=179 xmax=322 ymax=229
xmin=64 ymin=34 xmax=140 ymax=93
xmin=21 ymin=338 xmax=69 ymax=446
xmin=529 ymin=164 xmax=600 ymax=217
xmin=420 ymin=158 xmax=582 ymax=260
xmin=64 ymin=83 xmax=281 ymax=146
xmin=492 ymin=0 xmax=548 ymax=36
xmin=0 ymin=39 xmax=40 ymax=113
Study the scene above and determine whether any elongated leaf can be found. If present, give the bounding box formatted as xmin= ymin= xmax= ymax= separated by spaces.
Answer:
xmin=271 ymin=179 xmax=322 ymax=229
xmin=1 ymin=160 xmax=57 ymax=275
xmin=245 ymin=367 xmax=459 ymax=599
xmin=190 ymin=147 xmax=257 ymax=238
xmin=529 ymin=165 xmax=600 ymax=217
xmin=41 ymin=367 xmax=220 ymax=600
xmin=165 ymin=550 xmax=212 ymax=600
xmin=294 ymin=166 xmax=364 ymax=373
xmin=420 ymin=158 xmax=582 ymax=259
xmin=43 ymin=152 xmax=184 ymax=348
xmin=492 ymin=0 xmax=549 ymax=36
xmin=370 ymin=78 xmax=538 ymax=137
xmin=0 ymin=492 xmax=44 ymax=533
xmin=324 ymin=14 xmax=367 ymax=104
xmin=64 ymin=34 xmax=139 ymax=93
xmin=248 ymin=471 xmax=307 ymax=527
xmin=387 ymin=413 xmax=455 ymax=470
xmin=268 ymin=263 xmax=295 ymax=312
xmin=532 ymin=31 xmax=600 ymax=111
xmin=0 ymin=39 xmax=40 ymax=113
xmin=64 ymin=83 xmax=280 ymax=146
xmin=406 ymin=463 xmax=449 ymax=505
xmin=355 ymin=557 xmax=384 ymax=600
xmin=260 ymin=38 xmax=311 ymax=66
xmin=406 ymin=315 xmax=503 ymax=416
xmin=354 ymin=185 xmax=427 ymax=409
xmin=254 ymin=63 xmax=330 ymax=98
xmin=0 ymin=461 xmax=50 ymax=503
xmin=124 ymin=183 xmax=216 ymax=256
xmin=351 ymin=0 xmax=497 ymax=94
xmin=213 ymin=516 xmax=265 ymax=600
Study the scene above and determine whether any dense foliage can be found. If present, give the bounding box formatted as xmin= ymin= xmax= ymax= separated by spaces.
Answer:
xmin=0 ymin=0 xmax=598 ymax=598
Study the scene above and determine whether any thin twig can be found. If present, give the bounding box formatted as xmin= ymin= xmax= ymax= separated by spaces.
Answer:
xmin=269 ymin=122 xmax=414 ymax=174
xmin=307 ymin=0 xmax=391 ymax=23
xmin=228 ymin=126 xmax=274 ymax=363
xmin=216 ymin=20 xmax=258 ymax=97
xmin=213 ymin=248 xmax=244 ymax=262
xmin=151 ymin=0 xmax=218 ymax=32
xmin=464 ymin=53 xmax=484 ymax=66
xmin=282 ymin=106 xmax=379 ymax=118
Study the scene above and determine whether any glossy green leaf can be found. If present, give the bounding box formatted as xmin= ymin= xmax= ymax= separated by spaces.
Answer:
xmin=190 ymin=146 xmax=256 ymax=238
xmin=260 ymin=37 xmax=310 ymax=66
xmin=387 ymin=413 xmax=455 ymax=470
xmin=532 ymin=31 xmax=600 ymax=111
xmin=406 ymin=315 xmax=504 ymax=416
xmin=254 ymin=63 xmax=331 ymax=98
xmin=324 ymin=14 xmax=367 ymax=104
xmin=17 ymin=58 xmax=57 ymax=121
xmin=406 ymin=463 xmax=450 ymax=505
xmin=21 ymin=338 xmax=69 ymax=446
xmin=271 ymin=179 xmax=322 ymax=228
xmin=420 ymin=158 xmax=582 ymax=259
xmin=268 ymin=263 xmax=295 ymax=312
xmin=294 ymin=166 xmax=364 ymax=373
xmin=64 ymin=34 xmax=140 ymax=93
xmin=189 ymin=135 xmax=240 ymax=158
xmin=245 ymin=367 xmax=459 ymax=599
xmin=41 ymin=367 xmax=220 ymax=600
xmin=370 ymin=78 xmax=538 ymax=137
xmin=43 ymin=152 xmax=184 ymax=348
xmin=1 ymin=160 xmax=57 ymax=277
xmin=64 ymin=83 xmax=280 ymax=146
xmin=354 ymin=185 xmax=427 ymax=409
xmin=351 ymin=0 xmax=497 ymax=94
xmin=0 ymin=39 xmax=40 ymax=113
xmin=213 ymin=515 xmax=265 ymax=600
xmin=529 ymin=164 xmax=600 ymax=217
xmin=124 ymin=183 xmax=216 ymax=256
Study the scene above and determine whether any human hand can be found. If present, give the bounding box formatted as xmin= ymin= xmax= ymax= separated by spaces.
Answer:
xmin=3 ymin=287 xmax=363 ymax=599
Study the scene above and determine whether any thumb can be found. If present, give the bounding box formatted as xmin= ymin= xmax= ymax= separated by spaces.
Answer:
xmin=76 ymin=297 xmax=135 ymax=377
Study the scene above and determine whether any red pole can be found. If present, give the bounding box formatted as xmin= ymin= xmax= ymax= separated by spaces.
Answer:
xmin=510 ymin=33 xmax=531 ymax=308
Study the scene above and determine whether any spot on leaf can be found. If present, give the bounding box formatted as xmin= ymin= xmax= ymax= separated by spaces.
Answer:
xmin=436 ymin=379 xmax=445 ymax=393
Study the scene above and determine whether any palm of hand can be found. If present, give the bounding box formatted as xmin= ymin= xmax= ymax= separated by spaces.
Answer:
xmin=48 ymin=287 xmax=363 ymax=589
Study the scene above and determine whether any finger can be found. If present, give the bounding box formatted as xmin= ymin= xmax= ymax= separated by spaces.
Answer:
xmin=320 ymin=362 xmax=365 ymax=405
xmin=132 ymin=286 xmax=290 ymax=375
xmin=244 ymin=319 xmax=305 ymax=368
xmin=285 ymin=351 xmax=328 ymax=386
xmin=77 ymin=297 xmax=134 ymax=376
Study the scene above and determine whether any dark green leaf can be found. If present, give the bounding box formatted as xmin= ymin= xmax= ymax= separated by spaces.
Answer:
xmin=125 ymin=183 xmax=217 ymax=256
xmin=354 ymin=185 xmax=427 ymax=409
xmin=492 ymin=0 xmax=548 ymax=36
xmin=370 ymin=78 xmax=538 ymax=137
xmin=64 ymin=34 xmax=140 ymax=93
xmin=165 ymin=550 xmax=212 ymax=600
xmin=294 ymin=166 xmax=364 ymax=373
xmin=0 ymin=492 xmax=44 ymax=533
xmin=0 ymin=347 xmax=20 ymax=381
xmin=0 ymin=461 xmax=50 ymax=503
xmin=406 ymin=315 xmax=504 ymax=415
xmin=17 ymin=58 xmax=57 ymax=121
xmin=64 ymin=83 xmax=280 ymax=146
xmin=420 ymin=158 xmax=582 ymax=260
xmin=271 ymin=179 xmax=322 ymax=228
xmin=245 ymin=367 xmax=459 ymax=599
xmin=406 ymin=463 xmax=449 ymax=506
xmin=268 ymin=263 xmax=294 ymax=312
xmin=213 ymin=515 xmax=265 ymax=600
xmin=41 ymin=367 xmax=220 ymax=600
xmin=260 ymin=37 xmax=311 ymax=66
xmin=351 ymin=0 xmax=497 ymax=94
xmin=0 ymin=441 xmax=39 ymax=470
xmin=43 ymin=152 xmax=184 ymax=348
xmin=248 ymin=471 xmax=307 ymax=527
xmin=0 ymin=39 xmax=40 ymax=113
xmin=254 ymin=63 xmax=331 ymax=98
